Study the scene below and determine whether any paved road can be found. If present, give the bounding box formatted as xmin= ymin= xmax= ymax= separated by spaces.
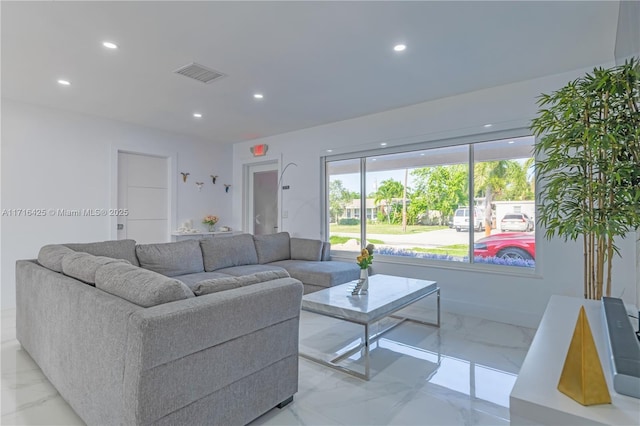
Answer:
xmin=333 ymin=228 xmax=505 ymax=250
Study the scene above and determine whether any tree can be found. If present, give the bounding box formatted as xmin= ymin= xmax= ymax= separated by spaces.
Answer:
xmin=411 ymin=165 xmax=468 ymax=225
xmin=474 ymin=160 xmax=509 ymax=235
xmin=346 ymin=190 xmax=360 ymax=200
xmin=502 ymin=159 xmax=535 ymax=201
xmin=328 ymin=179 xmax=350 ymax=223
xmin=407 ymin=193 xmax=428 ymax=225
xmin=374 ymin=179 xmax=404 ymax=224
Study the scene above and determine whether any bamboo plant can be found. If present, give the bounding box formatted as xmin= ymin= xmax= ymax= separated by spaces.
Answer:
xmin=531 ymin=58 xmax=640 ymax=300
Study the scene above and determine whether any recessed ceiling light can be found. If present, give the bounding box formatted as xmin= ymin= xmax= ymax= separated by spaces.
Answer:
xmin=420 ymin=153 xmax=425 ymax=156
xmin=380 ymin=142 xmax=387 ymax=146
xmin=193 ymin=113 xmax=202 ymax=118
xmin=57 ymin=79 xmax=71 ymax=86
xmin=326 ymin=149 xmax=333 ymax=153
xmin=371 ymin=158 xmax=377 ymax=161
xmin=393 ymin=44 xmax=407 ymax=52
xmin=483 ymin=124 xmax=493 ymax=128
xmin=508 ymin=140 xmax=515 ymax=144
xmin=102 ymin=41 xmax=118 ymax=49
xmin=253 ymin=93 xmax=264 ymax=99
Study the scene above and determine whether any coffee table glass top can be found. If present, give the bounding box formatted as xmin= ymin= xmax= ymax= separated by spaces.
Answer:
xmin=302 ymin=274 xmax=437 ymax=324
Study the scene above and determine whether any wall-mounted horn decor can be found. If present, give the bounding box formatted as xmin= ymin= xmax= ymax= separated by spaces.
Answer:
xmin=180 ymin=172 xmax=190 ymax=183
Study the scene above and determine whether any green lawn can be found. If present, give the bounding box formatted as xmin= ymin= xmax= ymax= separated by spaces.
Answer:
xmin=330 ymin=224 xmax=447 ymax=235
xmin=412 ymin=244 xmax=469 ymax=257
xmin=367 ymin=238 xmax=385 ymax=244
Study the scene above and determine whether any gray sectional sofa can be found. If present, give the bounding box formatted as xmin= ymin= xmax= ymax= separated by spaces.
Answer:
xmin=15 ymin=232 xmax=359 ymax=425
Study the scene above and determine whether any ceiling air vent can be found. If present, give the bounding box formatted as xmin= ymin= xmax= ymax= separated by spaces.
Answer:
xmin=173 ymin=63 xmax=226 ymax=84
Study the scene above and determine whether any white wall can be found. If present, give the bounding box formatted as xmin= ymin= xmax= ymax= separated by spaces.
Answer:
xmin=615 ymin=0 xmax=640 ymax=63
xmin=232 ymin=65 xmax=638 ymax=328
xmin=1 ymin=100 xmax=232 ymax=309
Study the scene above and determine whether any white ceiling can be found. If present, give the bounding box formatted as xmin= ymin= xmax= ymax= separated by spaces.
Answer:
xmin=1 ymin=1 xmax=620 ymax=144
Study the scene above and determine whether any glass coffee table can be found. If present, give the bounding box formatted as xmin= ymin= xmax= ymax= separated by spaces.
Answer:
xmin=300 ymin=274 xmax=439 ymax=380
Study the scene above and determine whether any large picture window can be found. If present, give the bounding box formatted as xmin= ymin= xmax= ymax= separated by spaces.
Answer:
xmin=325 ymin=135 xmax=536 ymax=269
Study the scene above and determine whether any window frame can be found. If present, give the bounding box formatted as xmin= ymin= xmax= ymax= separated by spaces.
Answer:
xmin=322 ymin=128 xmax=540 ymax=276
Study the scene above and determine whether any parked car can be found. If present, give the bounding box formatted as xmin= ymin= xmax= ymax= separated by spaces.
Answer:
xmin=500 ymin=213 xmax=534 ymax=232
xmin=473 ymin=232 xmax=535 ymax=260
xmin=453 ymin=207 xmax=484 ymax=232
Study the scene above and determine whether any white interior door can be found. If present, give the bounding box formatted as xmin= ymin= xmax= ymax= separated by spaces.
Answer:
xmin=246 ymin=162 xmax=279 ymax=235
xmin=118 ymin=152 xmax=169 ymax=243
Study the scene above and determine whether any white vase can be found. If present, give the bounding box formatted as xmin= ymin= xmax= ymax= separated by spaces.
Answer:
xmin=359 ymin=269 xmax=369 ymax=293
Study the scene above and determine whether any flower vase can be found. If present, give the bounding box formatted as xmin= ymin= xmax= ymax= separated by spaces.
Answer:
xmin=359 ymin=269 xmax=369 ymax=294
xmin=207 ymin=224 xmax=216 ymax=232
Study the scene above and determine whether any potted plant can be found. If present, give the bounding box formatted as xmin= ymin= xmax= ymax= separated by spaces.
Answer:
xmin=203 ymin=215 xmax=219 ymax=232
xmin=352 ymin=244 xmax=374 ymax=295
xmin=531 ymin=58 xmax=640 ymax=300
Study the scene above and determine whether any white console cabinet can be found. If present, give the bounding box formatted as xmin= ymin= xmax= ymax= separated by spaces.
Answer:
xmin=510 ymin=295 xmax=639 ymax=425
xmin=171 ymin=231 xmax=239 ymax=241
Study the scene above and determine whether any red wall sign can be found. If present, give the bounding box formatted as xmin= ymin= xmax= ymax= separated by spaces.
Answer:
xmin=250 ymin=144 xmax=268 ymax=157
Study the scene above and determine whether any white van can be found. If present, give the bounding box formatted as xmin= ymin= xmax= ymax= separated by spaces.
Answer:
xmin=453 ymin=207 xmax=484 ymax=232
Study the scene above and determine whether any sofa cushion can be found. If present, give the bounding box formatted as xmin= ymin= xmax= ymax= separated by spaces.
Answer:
xmin=95 ymin=263 xmax=194 ymax=307
xmin=136 ymin=240 xmax=204 ymax=277
xmin=270 ymin=259 xmax=360 ymax=288
xmin=192 ymin=276 xmax=241 ymax=296
xmin=200 ymin=234 xmax=258 ymax=272
xmin=174 ymin=271 xmax=234 ymax=291
xmin=192 ymin=270 xmax=291 ymax=296
xmin=37 ymin=244 xmax=75 ymax=272
xmin=238 ymin=270 xmax=290 ymax=285
xmin=290 ymin=238 xmax=323 ymax=261
xmin=64 ymin=239 xmax=140 ymax=266
xmin=253 ymin=232 xmax=291 ymax=264
xmin=61 ymin=252 xmax=128 ymax=285
xmin=215 ymin=264 xmax=286 ymax=277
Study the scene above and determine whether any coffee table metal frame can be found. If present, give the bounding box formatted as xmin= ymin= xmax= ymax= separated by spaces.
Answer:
xmin=300 ymin=280 xmax=440 ymax=381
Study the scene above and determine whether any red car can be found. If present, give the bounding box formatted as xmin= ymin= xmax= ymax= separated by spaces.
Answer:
xmin=473 ymin=232 xmax=535 ymax=260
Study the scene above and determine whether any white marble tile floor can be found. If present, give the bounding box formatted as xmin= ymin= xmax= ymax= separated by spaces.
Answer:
xmin=1 ymin=307 xmax=535 ymax=425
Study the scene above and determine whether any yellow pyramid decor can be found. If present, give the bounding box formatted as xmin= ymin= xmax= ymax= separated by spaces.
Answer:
xmin=557 ymin=306 xmax=611 ymax=406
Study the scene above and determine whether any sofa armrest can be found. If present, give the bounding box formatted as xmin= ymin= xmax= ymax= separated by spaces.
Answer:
xmin=16 ymin=259 xmax=143 ymax=425
xmin=124 ymin=277 xmax=303 ymax=370
xmin=322 ymin=241 xmax=331 ymax=261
